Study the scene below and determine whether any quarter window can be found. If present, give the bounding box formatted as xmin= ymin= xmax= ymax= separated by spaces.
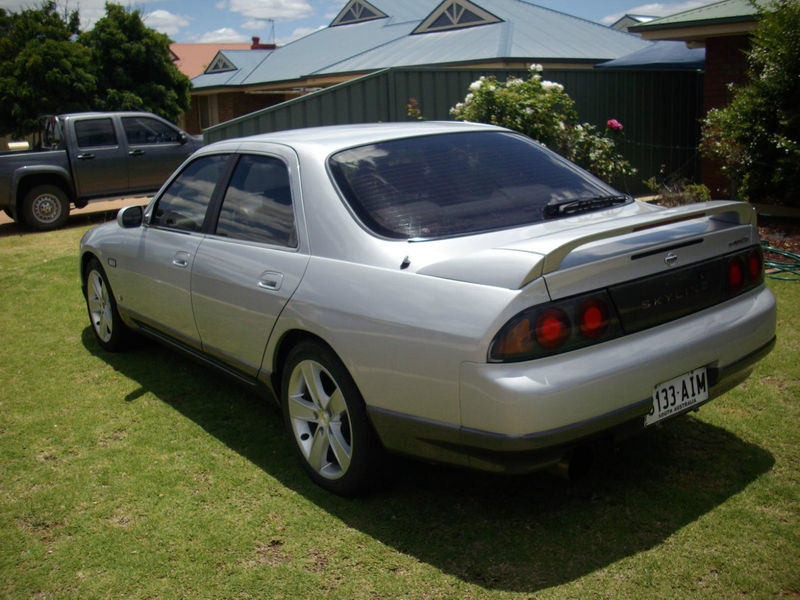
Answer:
xmin=74 ymin=118 xmax=117 ymax=148
xmin=123 ymin=116 xmax=182 ymax=145
xmin=151 ymin=155 xmax=228 ymax=232
xmin=215 ymin=155 xmax=296 ymax=247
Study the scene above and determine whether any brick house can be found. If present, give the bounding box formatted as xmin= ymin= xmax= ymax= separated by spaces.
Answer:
xmin=631 ymin=0 xmax=761 ymax=197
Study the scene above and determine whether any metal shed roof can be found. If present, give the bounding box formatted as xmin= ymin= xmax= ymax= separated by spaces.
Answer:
xmin=631 ymin=0 xmax=760 ymax=32
xmin=192 ymin=0 xmax=649 ymax=89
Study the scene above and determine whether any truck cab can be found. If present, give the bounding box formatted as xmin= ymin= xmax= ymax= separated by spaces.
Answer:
xmin=0 ymin=111 xmax=202 ymax=230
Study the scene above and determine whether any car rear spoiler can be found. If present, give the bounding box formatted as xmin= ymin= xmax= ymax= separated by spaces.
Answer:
xmin=517 ymin=200 xmax=757 ymax=284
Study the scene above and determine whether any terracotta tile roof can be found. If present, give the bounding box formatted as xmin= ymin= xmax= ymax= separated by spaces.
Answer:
xmin=170 ymin=43 xmax=252 ymax=78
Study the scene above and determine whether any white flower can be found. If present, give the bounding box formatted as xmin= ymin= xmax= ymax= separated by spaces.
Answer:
xmin=529 ymin=63 xmax=543 ymax=73
xmin=465 ymin=93 xmax=474 ymax=103
xmin=487 ymin=84 xmax=496 ymax=92
xmin=468 ymin=76 xmax=485 ymax=92
xmin=454 ymin=102 xmax=464 ymax=112
xmin=524 ymin=107 xmax=533 ymax=115
xmin=506 ymin=78 xmax=523 ymax=87
xmin=540 ymin=80 xmax=564 ymax=92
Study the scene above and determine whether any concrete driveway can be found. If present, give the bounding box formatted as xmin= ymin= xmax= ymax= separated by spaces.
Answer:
xmin=0 ymin=196 xmax=149 ymax=227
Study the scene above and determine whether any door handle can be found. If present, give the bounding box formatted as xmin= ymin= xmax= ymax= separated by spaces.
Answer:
xmin=128 ymin=149 xmax=145 ymax=156
xmin=172 ymin=251 xmax=191 ymax=268
xmin=258 ymin=271 xmax=283 ymax=291
xmin=77 ymin=152 xmax=95 ymax=159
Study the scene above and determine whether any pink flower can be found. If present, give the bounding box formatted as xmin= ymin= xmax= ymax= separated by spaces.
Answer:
xmin=607 ymin=119 xmax=623 ymax=132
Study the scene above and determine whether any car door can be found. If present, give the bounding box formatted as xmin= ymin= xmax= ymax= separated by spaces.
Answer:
xmin=117 ymin=153 xmax=230 ymax=348
xmin=190 ymin=149 xmax=310 ymax=377
xmin=70 ymin=117 xmax=129 ymax=196
xmin=122 ymin=115 xmax=194 ymax=192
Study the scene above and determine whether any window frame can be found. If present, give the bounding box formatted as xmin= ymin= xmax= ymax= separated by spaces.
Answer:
xmin=74 ymin=117 xmax=119 ymax=149
xmin=147 ymin=153 xmax=235 ymax=234
xmin=210 ymin=153 xmax=298 ymax=249
xmin=122 ymin=115 xmax=183 ymax=146
xmin=327 ymin=130 xmax=624 ymax=241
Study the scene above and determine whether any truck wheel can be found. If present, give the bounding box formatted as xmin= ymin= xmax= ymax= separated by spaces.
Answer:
xmin=22 ymin=185 xmax=69 ymax=230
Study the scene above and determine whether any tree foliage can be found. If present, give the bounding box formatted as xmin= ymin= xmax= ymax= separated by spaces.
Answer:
xmin=700 ymin=0 xmax=800 ymax=205
xmin=80 ymin=3 xmax=190 ymax=123
xmin=0 ymin=1 xmax=95 ymax=137
xmin=449 ymin=66 xmax=635 ymax=183
xmin=0 ymin=2 xmax=191 ymax=137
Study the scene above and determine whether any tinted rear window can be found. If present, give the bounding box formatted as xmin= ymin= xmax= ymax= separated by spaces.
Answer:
xmin=329 ymin=131 xmax=620 ymax=239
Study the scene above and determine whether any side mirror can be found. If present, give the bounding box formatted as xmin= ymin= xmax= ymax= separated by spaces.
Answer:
xmin=117 ymin=204 xmax=144 ymax=228
xmin=179 ymin=132 xmax=188 ymax=145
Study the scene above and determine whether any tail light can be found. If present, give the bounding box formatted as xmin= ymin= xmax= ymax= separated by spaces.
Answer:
xmin=726 ymin=246 xmax=763 ymax=297
xmin=489 ymin=244 xmax=764 ymax=364
xmin=579 ymin=298 xmax=609 ymax=339
xmin=727 ymin=256 xmax=744 ymax=293
xmin=489 ymin=291 xmax=621 ymax=362
xmin=535 ymin=309 xmax=570 ymax=349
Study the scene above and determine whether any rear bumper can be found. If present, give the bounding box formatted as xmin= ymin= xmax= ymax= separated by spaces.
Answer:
xmin=368 ymin=286 xmax=776 ymax=473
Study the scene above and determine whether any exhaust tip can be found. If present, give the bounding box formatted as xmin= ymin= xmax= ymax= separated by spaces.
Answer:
xmin=554 ymin=449 xmax=594 ymax=480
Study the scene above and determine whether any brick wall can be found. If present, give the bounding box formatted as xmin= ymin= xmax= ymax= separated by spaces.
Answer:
xmin=183 ymin=92 xmax=288 ymax=135
xmin=702 ymin=35 xmax=751 ymax=197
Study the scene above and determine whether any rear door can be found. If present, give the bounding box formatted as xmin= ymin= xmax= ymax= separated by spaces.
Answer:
xmin=69 ymin=116 xmax=129 ymax=197
xmin=121 ymin=114 xmax=194 ymax=192
xmin=190 ymin=148 xmax=309 ymax=377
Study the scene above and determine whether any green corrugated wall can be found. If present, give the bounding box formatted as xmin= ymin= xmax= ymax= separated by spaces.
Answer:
xmin=203 ymin=67 xmax=704 ymax=195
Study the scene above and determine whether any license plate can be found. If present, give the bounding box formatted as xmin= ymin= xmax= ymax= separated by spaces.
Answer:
xmin=645 ymin=367 xmax=709 ymax=426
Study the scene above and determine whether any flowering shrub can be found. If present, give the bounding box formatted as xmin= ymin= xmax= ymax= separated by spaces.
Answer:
xmin=449 ymin=65 xmax=635 ymax=182
xmin=405 ymin=97 xmax=423 ymax=121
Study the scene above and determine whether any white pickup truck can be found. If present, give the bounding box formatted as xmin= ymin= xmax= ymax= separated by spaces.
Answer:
xmin=0 ymin=111 xmax=202 ymax=230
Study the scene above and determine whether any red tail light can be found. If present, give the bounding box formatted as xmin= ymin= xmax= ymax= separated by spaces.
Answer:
xmin=579 ymin=299 xmax=609 ymax=339
xmin=748 ymin=249 xmax=763 ymax=281
xmin=728 ymin=257 xmax=744 ymax=292
xmin=535 ymin=309 xmax=570 ymax=349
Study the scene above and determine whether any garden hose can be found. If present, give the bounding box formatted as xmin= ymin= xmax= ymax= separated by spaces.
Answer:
xmin=760 ymin=241 xmax=800 ymax=280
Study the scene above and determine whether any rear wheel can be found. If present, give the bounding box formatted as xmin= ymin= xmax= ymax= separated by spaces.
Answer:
xmin=282 ymin=341 xmax=382 ymax=496
xmin=84 ymin=257 xmax=131 ymax=352
xmin=22 ymin=184 xmax=69 ymax=230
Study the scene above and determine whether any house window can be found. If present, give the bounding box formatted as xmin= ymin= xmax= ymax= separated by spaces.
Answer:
xmin=205 ymin=53 xmax=237 ymax=74
xmin=412 ymin=0 xmax=502 ymax=34
xmin=198 ymin=95 xmax=219 ymax=130
xmin=330 ymin=0 xmax=387 ymax=26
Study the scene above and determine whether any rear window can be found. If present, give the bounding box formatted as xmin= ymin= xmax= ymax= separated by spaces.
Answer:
xmin=328 ymin=131 xmax=621 ymax=240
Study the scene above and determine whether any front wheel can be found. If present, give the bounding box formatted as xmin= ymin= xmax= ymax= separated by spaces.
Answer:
xmin=281 ymin=341 xmax=383 ymax=496
xmin=22 ymin=184 xmax=69 ymax=230
xmin=83 ymin=257 xmax=131 ymax=352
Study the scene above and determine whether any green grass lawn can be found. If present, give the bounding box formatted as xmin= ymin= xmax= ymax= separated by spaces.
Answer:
xmin=1 ymin=219 xmax=798 ymax=599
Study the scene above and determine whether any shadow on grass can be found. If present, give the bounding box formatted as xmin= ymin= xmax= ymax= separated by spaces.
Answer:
xmin=82 ymin=327 xmax=774 ymax=593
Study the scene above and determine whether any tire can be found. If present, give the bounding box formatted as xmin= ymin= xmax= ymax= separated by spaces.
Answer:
xmin=281 ymin=341 xmax=382 ymax=496
xmin=22 ymin=184 xmax=69 ymax=230
xmin=83 ymin=257 xmax=131 ymax=352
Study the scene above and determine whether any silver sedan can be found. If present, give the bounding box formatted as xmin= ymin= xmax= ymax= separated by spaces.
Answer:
xmin=80 ymin=122 xmax=776 ymax=495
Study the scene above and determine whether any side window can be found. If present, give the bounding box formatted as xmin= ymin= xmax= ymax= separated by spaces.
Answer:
xmin=123 ymin=116 xmax=182 ymax=145
xmin=151 ymin=155 xmax=228 ymax=232
xmin=215 ymin=155 xmax=296 ymax=247
xmin=74 ymin=118 xmax=117 ymax=148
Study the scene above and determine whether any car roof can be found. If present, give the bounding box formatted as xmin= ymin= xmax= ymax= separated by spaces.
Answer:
xmin=204 ymin=121 xmax=508 ymax=154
